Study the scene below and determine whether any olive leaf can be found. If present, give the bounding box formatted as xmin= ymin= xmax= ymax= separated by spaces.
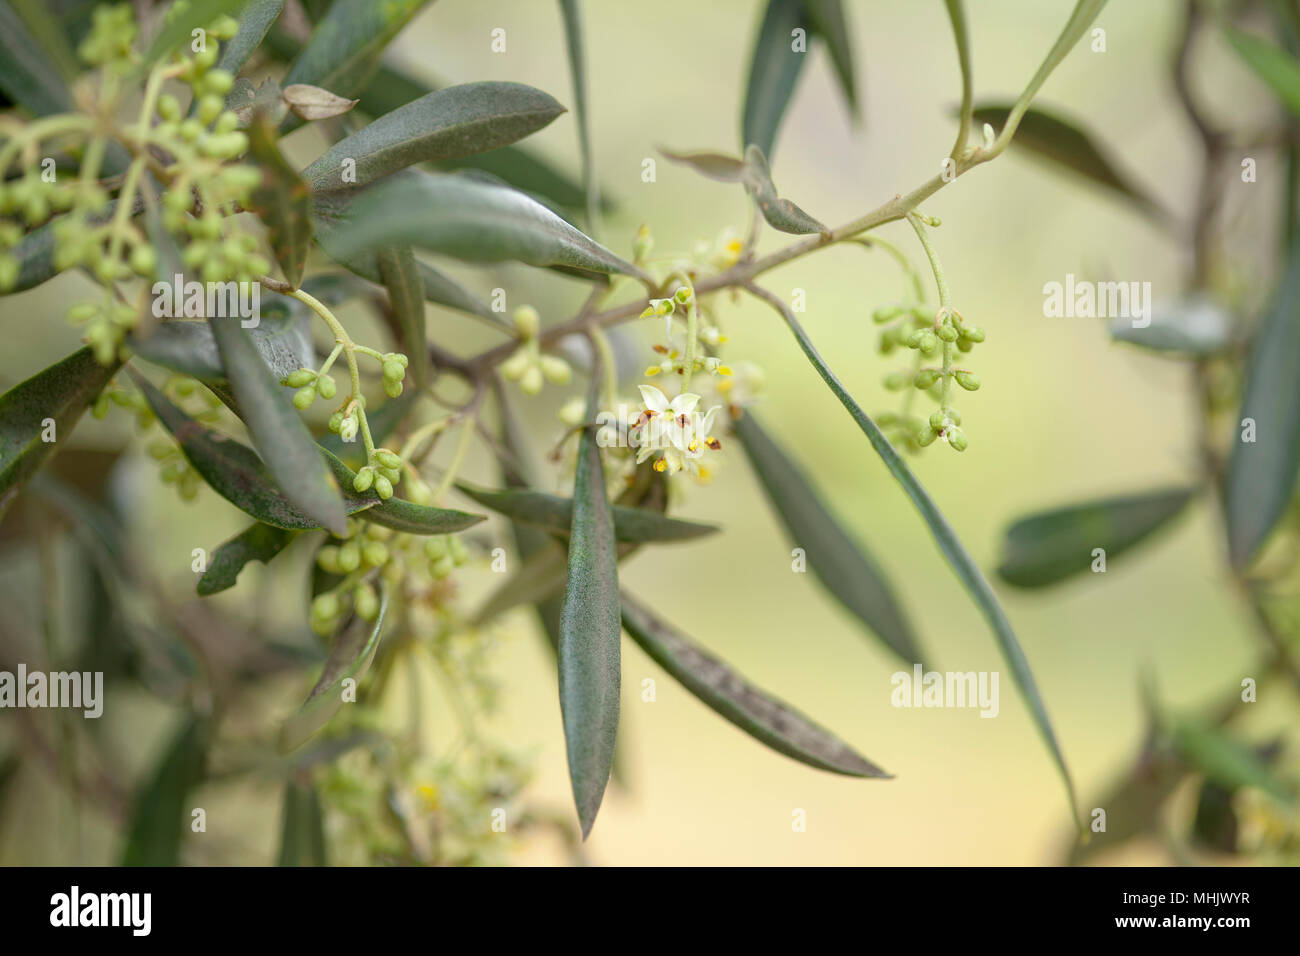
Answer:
xmin=226 ymin=76 xmax=289 ymax=127
xmin=280 ymin=586 xmax=390 ymax=752
xmin=998 ymin=487 xmax=1197 ymax=588
xmin=122 ymin=714 xmax=210 ymax=866
xmin=1109 ymin=295 xmax=1234 ymax=356
xmin=319 ymin=447 xmax=485 ymax=535
xmin=659 ymin=148 xmax=747 ymax=182
xmin=301 ymin=83 xmax=566 ymax=193
xmin=558 ymin=376 xmax=621 ymax=838
xmin=0 ymin=348 xmax=118 ymax=521
xmin=1226 ymin=245 xmax=1300 ymax=569
xmin=375 ymin=246 xmax=429 ymax=386
xmin=741 ymin=0 xmax=810 ymax=162
xmin=320 ymin=171 xmax=644 ymax=279
xmin=0 ymin=0 xmax=74 ymax=116
xmin=804 ymin=0 xmax=858 ymax=115
xmin=743 ymin=145 xmax=828 ymax=235
xmin=282 ymin=82 xmax=358 ymax=121
xmin=278 ymin=778 xmax=329 ymax=866
xmin=140 ymin=0 xmax=251 ymax=69
xmin=1171 ymin=719 xmax=1293 ymax=803
xmin=558 ymin=0 xmax=600 ymax=234
xmin=621 ymin=594 xmax=889 ymax=778
xmin=457 ymin=482 xmax=719 ymax=543
xmin=1224 ymin=27 xmax=1300 ymax=118
xmin=208 ymin=316 xmax=347 ymax=535
xmin=734 ymin=411 xmax=921 ymax=663
xmin=217 ymin=0 xmax=285 ymax=77
xmin=198 ymin=522 xmax=297 ymax=596
xmin=246 ymin=113 xmax=313 ymax=288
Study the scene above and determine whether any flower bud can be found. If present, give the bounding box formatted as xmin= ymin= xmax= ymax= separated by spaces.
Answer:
xmin=362 ymin=541 xmax=389 ymax=568
xmin=374 ymin=475 xmax=394 ymax=500
xmin=961 ymin=326 xmax=985 ymax=343
xmin=286 ymin=368 xmax=315 ymax=388
xmin=424 ymin=536 xmax=448 ymax=561
xmin=337 ymin=541 xmax=361 ymax=573
xmin=352 ymin=466 xmax=374 ymax=493
xmin=512 ymin=305 xmax=540 ymax=338
xmin=316 ymin=374 xmax=337 ymax=399
xmin=354 ymin=582 xmax=379 ymax=621
xmin=946 ymin=427 xmax=969 ymax=451
xmin=500 ymin=348 xmax=529 ymax=380
xmin=374 ymin=448 xmax=402 ymax=469
xmin=937 ymin=324 xmax=958 ymax=343
xmin=520 ymin=364 xmax=544 ymax=396
xmin=954 ymin=370 xmax=981 ymax=391
xmin=292 ymin=386 xmax=316 ymax=409
xmin=914 ymin=369 xmax=940 ymax=389
xmin=539 ymin=354 xmax=571 ymax=385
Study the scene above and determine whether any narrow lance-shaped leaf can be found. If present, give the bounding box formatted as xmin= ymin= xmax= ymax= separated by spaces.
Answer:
xmin=621 ymin=594 xmax=889 ymax=778
xmin=1226 ymin=245 xmax=1300 ymax=568
xmin=140 ymin=0 xmax=251 ymax=69
xmin=280 ymin=586 xmax=390 ymax=751
xmin=745 ymin=284 xmax=1080 ymax=824
xmin=208 ymin=317 xmax=347 ymax=534
xmin=741 ymin=0 xmax=809 ymax=162
xmin=1171 ymin=719 xmax=1293 ymax=803
xmin=376 ymin=246 xmax=429 ymax=386
xmin=198 ymin=522 xmax=297 ymax=596
xmin=457 ymin=483 xmax=719 ymax=544
xmin=660 ymin=147 xmax=747 ymax=182
xmin=217 ymin=0 xmax=285 ymax=76
xmin=246 ymin=113 xmax=313 ymax=287
xmin=557 ymin=369 xmax=621 ymax=838
xmin=0 ymin=348 xmax=117 ymax=520
xmin=1225 ymin=27 xmax=1300 ymax=118
xmin=558 ymin=0 xmax=601 ymax=236
xmin=131 ymin=370 xmax=377 ymax=529
xmin=803 ymin=0 xmax=857 ymax=115
xmin=997 ymin=486 xmax=1196 ymax=589
xmin=302 ymin=83 xmax=566 ymax=192
xmin=734 ymin=411 xmax=921 ymax=663
xmin=0 ymin=0 xmax=73 ymax=116
xmin=322 ymin=171 xmax=644 ymax=279
xmin=743 ymin=145 xmax=828 ymax=235
xmin=122 ymin=715 xmax=209 ymax=866
xmin=277 ymin=777 xmax=329 ymax=866
xmin=971 ymin=104 xmax=1167 ymax=222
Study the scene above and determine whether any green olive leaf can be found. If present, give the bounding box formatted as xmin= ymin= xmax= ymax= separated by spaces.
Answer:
xmin=742 ymin=145 xmax=828 ymax=235
xmin=375 ymin=246 xmax=429 ymax=385
xmin=218 ymin=0 xmax=285 ymax=76
xmin=122 ymin=714 xmax=210 ymax=866
xmin=659 ymin=147 xmax=747 ymax=182
xmin=998 ymin=487 xmax=1197 ymax=588
xmin=1224 ymin=27 xmax=1300 ymax=118
xmin=621 ymin=594 xmax=889 ymax=778
xmin=140 ymin=0 xmax=252 ymax=69
xmin=198 ymin=522 xmax=297 ymax=596
xmin=0 ymin=348 xmax=118 ymax=521
xmin=804 ymin=0 xmax=858 ymax=115
xmin=0 ymin=0 xmax=74 ymax=116
xmin=277 ymin=777 xmax=329 ymax=866
xmin=741 ymin=0 xmax=809 ymax=162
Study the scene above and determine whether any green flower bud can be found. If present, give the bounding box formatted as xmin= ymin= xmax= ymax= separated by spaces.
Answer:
xmin=352 ymin=466 xmax=374 ymax=493
xmin=538 ymin=354 xmax=571 ymax=385
xmin=381 ymin=359 xmax=404 ymax=383
xmin=311 ymin=591 xmax=340 ymax=622
xmin=292 ymin=386 xmax=316 ymax=409
xmin=956 ymin=339 xmax=974 ymax=353
xmin=674 ymin=286 xmax=694 ymax=305
xmin=883 ymin=371 xmax=911 ymax=391
xmin=157 ymin=93 xmax=181 ymax=122
xmin=937 ymin=324 xmax=958 ymax=343
xmin=378 ymin=466 xmax=401 ymax=484
xmin=129 ymin=244 xmax=157 ymax=277
xmin=316 ymin=545 xmax=343 ymax=574
xmin=362 ymin=541 xmax=389 ymax=568
xmin=374 ymin=449 xmax=401 ymax=469
xmin=512 ymin=305 xmax=540 ymax=338
xmin=198 ymin=94 xmax=223 ymax=125
xmin=872 ymin=306 xmax=902 ymax=324
xmin=915 ymin=369 xmax=940 ymax=389
xmin=205 ymin=69 xmax=234 ymax=95
xmin=337 ymin=541 xmax=361 ymax=573
xmin=946 ymin=427 xmax=969 ymax=451
xmin=285 ymin=368 xmax=315 ymax=388
xmin=374 ymin=475 xmax=394 ymax=500
xmin=929 ymin=410 xmax=947 ymax=431
xmin=328 ymin=411 xmax=344 ymax=433
xmin=954 ymin=370 xmax=981 ymax=391
xmin=430 ymin=555 xmax=455 ymax=580
xmin=384 ymin=379 xmax=403 ymax=398
xmin=961 ymin=326 xmax=985 ymax=343
xmin=354 ymin=582 xmax=379 ymax=621
xmin=447 ymin=534 xmax=468 ymax=565
xmin=519 ymin=364 xmax=544 ymax=396
xmin=500 ymin=348 xmax=529 ymax=380
xmin=917 ymin=427 xmax=939 ymax=447
xmin=424 ymin=536 xmax=448 ymax=561
xmin=316 ymin=375 xmax=337 ymax=399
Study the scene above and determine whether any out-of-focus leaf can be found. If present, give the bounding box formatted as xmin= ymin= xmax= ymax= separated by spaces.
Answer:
xmin=1226 ymin=246 xmax=1300 ymax=568
xmin=217 ymin=0 xmax=284 ymax=76
xmin=226 ymin=76 xmax=288 ymax=127
xmin=621 ymin=594 xmax=889 ymax=777
xmin=1109 ymin=295 xmax=1234 ymax=356
xmin=197 ymin=521 xmax=296 ymax=596
xmin=557 ymin=0 xmax=600 ymax=235
xmin=141 ymin=0 xmax=251 ymax=69
xmin=277 ymin=777 xmax=329 ymax=865
xmin=1192 ymin=781 xmax=1240 ymax=854
xmin=457 ymin=483 xmax=719 ymax=543
xmin=804 ymin=0 xmax=857 ymax=114
xmin=282 ymin=82 xmax=357 ymax=121
xmin=997 ymin=487 xmax=1196 ymax=589
xmin=557 ymin=379 xmax=621 ymax=838
xmin=734 ymin=411 xmax=920 ymax=663
xmin=321 ymin=171 xmax=644 ymax=279
xmin=971 ymin=104 xmax=1166 ymax=221
xmin=122 ymin=714 xmax=209 ymax=866
xmin=0 ymin=348 xmax=117 ymax=521
xmin=302 ymin=83 xmax=565 ymax=193
xmin=320 ymin=447 xmax=484 ymax=534
xmin=132 ymin=371 xmax=376 ymax=528
xmin=1172 ymin=720 xmax=1292 ymax=803
xmin=8 ymin=0 xmax=79 ymax=83
xmin=375 ymin=246 xmax=428 ymax=385
xmin=1225 ymin=27 xmax=1300 ymax=117
xmin=246 ymin=113 xmax=313 ymax=287
xmin=760 ymin=286 xmax=1079 ymax=824
xmin=4 ymin=216 xmax=59 ymax=292
xmin=741 ymin=0 xmax=809 ymax=161
xmin=0 ymin=0 xmax=73 ymax=115
xmin=280 ymin=586 xmax=389 ymax=751
xmin=660 ymin=147 xmax=747 ymax=182
xmin=282 ymin=0 xmax=432 ymax=118
xmin=209 ymin=316 xmax=347 ymax=534
xmin=742 ymin=145 xmax=827 ymax=235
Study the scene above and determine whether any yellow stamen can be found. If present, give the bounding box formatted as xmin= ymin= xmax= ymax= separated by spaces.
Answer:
xmin=653 ymin=458 xmax=667 ymax=472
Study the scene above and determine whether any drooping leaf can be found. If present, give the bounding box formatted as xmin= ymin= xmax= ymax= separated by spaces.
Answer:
xmin=302 ymin=83 xmax=566 ymax=193
xmin=557 ymin=0 xmax=600 ymax=235
xmin=140 ymin=0 xmax=252 ymax=69
xmin=734 ymin=411 xmax=920 ymax=663
xmin=621 ymin=594 xmax=888 ymax=778
xmin=280 ymin=585 xmax=389 ymax=751
xmin=122 ymin=714 xmax=209 ymax=866
xmin=751 ymin=286 xmax=1079 ymax=824
xmin=209 ymin=316 xmax=347 ymax=534
xmin=457 ymin=483 xmax=718 ymax=544
xmin=277 ymin=777 xmax=329 ymax=865
xmin=997 ymin=486 xmax=1196 ymax=589
xmin=741 ymin=0 xmax=809 ymax=161
xmin=1109 ymin=295 xmax=1234 ymax=356
xmin=132 ymin=371 xmax=376 ymax=529
xmin=1226 ymin=246 xmax=1300 ymax=568
xmin=660 ymin=147 xmax=747 ymax=182
xmin=557 ymin=376 xmax=621 ymax=838
xmin=319 ymin=447 xmax=485 ymax=535
xmin=971 ymin=104 xmax=1167 ymax=221
xmin=804 ymin=0 xmax=857 ymax=114
xmin=1225 ymin=27 xmax=1300 ymax=118
xmin=217 ymin=0 xmax=285 ymax=76
xmin=321 ymin=171 xmax=643 ymax=279
xmin=1172 ymin=719 xmax=1292 ymax=803
xmin=246 ymin=113 xmax=313 ymax=287
xmin=0 ymin=348 xmax=117 ymax=521
xmin=282 ymin=0 xmax=432 ymax=119
xmin=198 ymin=521 xmax=297 ymax=596
xmin=375 ymin=246 xmax=429 ymax=386
xmin=0 ymin=0 xmax=73 ymax=116
xmin=742 ymin=145 xmax=828 ymax=235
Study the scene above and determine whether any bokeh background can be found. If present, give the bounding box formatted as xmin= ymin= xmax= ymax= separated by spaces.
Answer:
xmin=0 ymin=0 xmax=1290 ymax=865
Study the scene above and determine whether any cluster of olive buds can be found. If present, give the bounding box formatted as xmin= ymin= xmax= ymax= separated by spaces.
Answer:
xmin=640 ymin=287 xmax=733 ymax=379
xmin=500 ymin=306 xmax=572 ymax=395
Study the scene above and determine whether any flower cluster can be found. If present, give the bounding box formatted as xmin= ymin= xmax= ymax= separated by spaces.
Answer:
xmin=500 ymin=306 xmax=572 ymax=395
xmin=629 ymin=384 xmax=723 ymax=477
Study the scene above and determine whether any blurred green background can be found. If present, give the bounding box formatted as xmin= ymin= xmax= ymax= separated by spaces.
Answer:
xmin=0 ymin=0 xmax=1288 ymax=865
